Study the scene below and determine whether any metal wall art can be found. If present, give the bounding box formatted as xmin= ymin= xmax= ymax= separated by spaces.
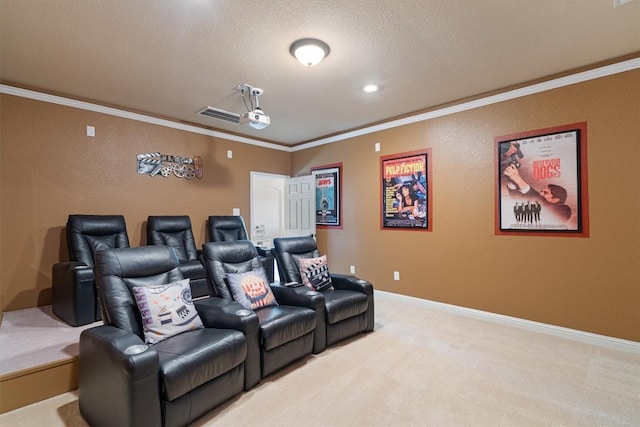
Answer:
xmin=137 ymin=153 xmax=203 ymax=179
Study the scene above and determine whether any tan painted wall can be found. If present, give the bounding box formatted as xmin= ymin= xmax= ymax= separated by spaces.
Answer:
xmin=293 ymin=70 xmax=640 ymax=342
xmin=1 ymin=69 xmax=638 ymax=341
xmin=0 ymin=95 xmax=290 ymax=312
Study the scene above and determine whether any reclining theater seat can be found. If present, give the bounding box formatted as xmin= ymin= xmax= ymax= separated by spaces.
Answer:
xmin=200 ymin=240 xmax=318 ymax=379
xmin=79 ymin=245 xmax=247 ymax=427
xmin=207 ymin=215 xmax=275 ymax=283
xmin=273 ymin=236 xmax=374 ymax=351
xmin=52 ymin=214 xmax=130 ymax=326
xmin=207 ymin=215 xmax=251 ymax=241
xmin=146 ymin=215 xmax=208 ymax=298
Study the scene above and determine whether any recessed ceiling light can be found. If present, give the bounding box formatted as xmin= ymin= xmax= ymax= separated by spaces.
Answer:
xmin=362 ymin=84 xmax=379 ymax=93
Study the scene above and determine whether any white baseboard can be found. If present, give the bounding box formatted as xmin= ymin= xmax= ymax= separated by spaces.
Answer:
xmin=376 ymin=290 xmax=640 ymax=354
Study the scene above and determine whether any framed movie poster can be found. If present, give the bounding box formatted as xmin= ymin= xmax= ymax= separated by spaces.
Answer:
xmin=381 ymin=149 xmax=432 ymax=231
xmin=495 ymin=122 xmax=589 ymax=237
xmin=311 ymin=163 xmax=342 ymax=229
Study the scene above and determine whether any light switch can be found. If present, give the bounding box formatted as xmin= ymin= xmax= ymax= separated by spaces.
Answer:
xmin=86 ymin=126 xmax=95 ymax=137
xmin=232 ymin=208 xmax=240 ymax=216
xmin=375 ymin=142 xmax=380 ymax=152
xmin=227 ymin=150 xmax=233 ymax=158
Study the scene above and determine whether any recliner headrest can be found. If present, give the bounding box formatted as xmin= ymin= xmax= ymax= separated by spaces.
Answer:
xmin=96 ymin=245 xmax=180 ymax=278
xmin=147 ymin=215 xmax=192 ymax=233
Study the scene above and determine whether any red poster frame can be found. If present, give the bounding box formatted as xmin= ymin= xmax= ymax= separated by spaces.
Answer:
xmin=380 ymin=149 xmax=433 ymax=232
xmin=311 ymin=163 xmax=343 ymax=230
xmin=494 ymin=122 xmax=589 ymax=237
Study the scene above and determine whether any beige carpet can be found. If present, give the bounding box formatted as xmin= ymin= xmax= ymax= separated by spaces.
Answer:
xmin=1 ymin=291 xmax=639 ymax=426
xmin=0 ymin=305 xmax=100 ymax=376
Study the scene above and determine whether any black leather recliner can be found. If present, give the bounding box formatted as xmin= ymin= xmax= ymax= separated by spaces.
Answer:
xmin=52 ymin=214 xmax=130 ymax=326
xmin=273 ymin=236 xmax=374 ymax=351
xmin=79 ymin=245 xmax=248 ymax=427
xmin=201 ymin=240 xmax=319 ymax=379
xmin=146 ymin=215 xmax=208 ymax=298
xmin=207 ymin=215 xmax=251 ymax=241
xmin=207 ymin=215 xmax=275 ymax=283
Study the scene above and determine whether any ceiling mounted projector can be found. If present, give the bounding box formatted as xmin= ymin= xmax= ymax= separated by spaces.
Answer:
xmin=197 ymin=83 xmax=271 ymax=130
xmin=241 ymin=109 xmax=270 ymax=129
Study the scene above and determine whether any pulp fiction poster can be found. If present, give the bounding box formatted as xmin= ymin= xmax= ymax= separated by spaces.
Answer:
xmin=381 ymin=149 xmax=432 ymax=231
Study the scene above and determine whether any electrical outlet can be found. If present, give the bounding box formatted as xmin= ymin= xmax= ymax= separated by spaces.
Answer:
xmin=227 ymin=150 xmax=233 ymax=158
xmin=393 ymin=271 xmax=400 ymax=281
xmin=86 ymin=126 xmax=95 ymax=137
xmin=350 ymin=265 xmax=356 ymax=274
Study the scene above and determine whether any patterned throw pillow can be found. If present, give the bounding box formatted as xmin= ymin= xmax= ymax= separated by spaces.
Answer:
xmin=297 ymin=255 xmax=333 ymax=291
xmin=133 ymin=278 xmax=204 ymax=344
xmin=226 ymin=268 xmax=278 ymax=311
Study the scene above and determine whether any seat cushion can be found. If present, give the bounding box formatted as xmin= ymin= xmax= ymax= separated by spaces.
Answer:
xmin=323 ymin=289 xmax=369 ymax=324
xmin=156 ymin=327 xmax=246 ymax=401
xmin=255 ymin=306 xmax=316 ymax=351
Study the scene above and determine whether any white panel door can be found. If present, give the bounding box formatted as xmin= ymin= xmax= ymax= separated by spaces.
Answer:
xmin=285 ymin=175 xmax=316 ymax=238
xmin=250 ymin=172 xmax=287 ymax=247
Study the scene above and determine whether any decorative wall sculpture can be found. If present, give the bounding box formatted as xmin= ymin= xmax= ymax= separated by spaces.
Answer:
xmin=137 ymin=153 xmax=203 ymax=179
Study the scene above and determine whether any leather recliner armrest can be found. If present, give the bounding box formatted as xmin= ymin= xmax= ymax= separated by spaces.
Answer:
xmin=194 ymin=297 xmax=259 ymax=333
xmin=79 ymin=325 xmax=161 ymax=427
xmin=256 ymin=247 xmax=275 ymax=283
xmin=330 ymin=274 xmax=375 ymax=332
xmin=270 ymin=284 xmax=325 ymax=310
xmin=194 ymin=297 xmax=261 ymax=390
xmin=52 ymin=261 xmax=100 ymax=326
xmin=330 ymin=274 xmax=374 ymax=295
xmin=270 ymin=284 xmax=327 ymax=353
xmin=255 ymin=246 xmax=270 ymax=257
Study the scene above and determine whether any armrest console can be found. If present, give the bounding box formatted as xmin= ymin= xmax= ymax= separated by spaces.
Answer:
xmin=270 ymin=283 xmax=326 ymax=311
xmin=79 ymin=325 xmax=161 ymax=427
xmin=194 ymin=297 xmax=259 ymax=334
xmin=271 ymin=283 xmax=327 ymax=353
xmin=52 ymin=261 xmax=100 ymax=326
xmin=194 ymin=297 xmax=261 ymax=390
xmin=330 ymin=274 xmax=374 ymax=295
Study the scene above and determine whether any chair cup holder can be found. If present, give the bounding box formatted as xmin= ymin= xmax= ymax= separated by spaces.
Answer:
xmin=124 ymin=344 xmax=149 ymax=355
xmin=235 ymin=309 xmax=252 ymax=316
xmin=306 ymin=290 xmax=319 ymax=296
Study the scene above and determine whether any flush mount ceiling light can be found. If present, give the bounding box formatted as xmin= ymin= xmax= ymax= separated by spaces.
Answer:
xmin=362 ymin=84 xmax=379 ymax=93
xmin=290 ymin=38 xmax=330 ymax=67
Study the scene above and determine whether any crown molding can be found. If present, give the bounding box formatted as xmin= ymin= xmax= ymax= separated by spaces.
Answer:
xmin=292 ymin=57 xmax=640 ymax=151
xmin=2 ymin=57 xmax=638 ymax=152
xmin=0 ymin=84 xmax=290 ymax=152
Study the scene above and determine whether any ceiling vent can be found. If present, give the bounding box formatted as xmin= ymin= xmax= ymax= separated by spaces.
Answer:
xmin=197 ymin=83 xmax=270 ymax=129
xmin=196 ymin=106 xmax=240 ymax=123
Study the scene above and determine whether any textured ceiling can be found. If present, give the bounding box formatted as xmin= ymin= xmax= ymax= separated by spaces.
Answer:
xmin=1 ymin=0 xmax=639 ymax=146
